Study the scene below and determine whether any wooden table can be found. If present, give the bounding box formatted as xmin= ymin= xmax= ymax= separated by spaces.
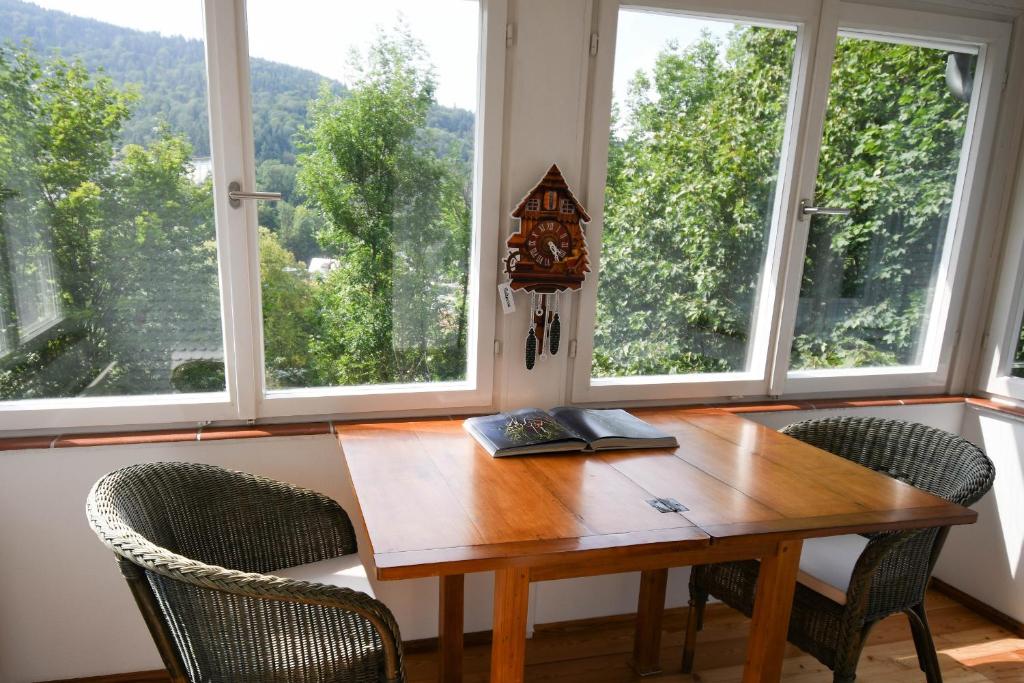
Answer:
xmin=336 ymin=408 xmax=976 ymax=683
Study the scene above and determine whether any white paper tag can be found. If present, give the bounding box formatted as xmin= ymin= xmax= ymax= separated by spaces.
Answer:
xmin=498 ymin=282 xmax=516 ymax=314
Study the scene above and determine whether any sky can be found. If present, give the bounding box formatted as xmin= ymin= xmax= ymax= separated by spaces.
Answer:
xmin=613 ymin=9 xmax=732 ymax=112
xmin=27 ymin=1 xmax=740 ymax=114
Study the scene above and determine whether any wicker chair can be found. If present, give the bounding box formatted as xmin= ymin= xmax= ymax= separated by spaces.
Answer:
xmin=86 ymin=462 xmax=404 ymax=683
xmin=682 ymin=417 xmax=994 ymax=683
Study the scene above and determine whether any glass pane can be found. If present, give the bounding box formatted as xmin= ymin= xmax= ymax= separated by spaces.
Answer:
xmin=1013 ymin=315 xmax=1024 ymax=379
xmin=593 ymin=10 xmax=797 ymax=378
xmin=0 ymin=1 xmax=226 ymax=399
xmin=790 ymin=35 xmax=975 ymax=370
xmin=246 ymin=0 xmax=478 ymax=389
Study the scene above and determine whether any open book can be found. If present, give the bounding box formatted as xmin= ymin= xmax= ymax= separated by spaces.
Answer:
xmin=463 ymin=407 xmax=679 ymax=457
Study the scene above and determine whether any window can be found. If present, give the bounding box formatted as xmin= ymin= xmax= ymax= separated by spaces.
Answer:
xmin=0 ymin=3 xmax=227 ymax=406
xmin=0 ymin=0 xmax=505 ymax=428
xmin=790 ymin=37 xmax=975 ymax=373
xmin=559 ymin=199 xmax=575 ymax=215
xmin=574 ymin=1 xmax=1010 ymax=402
xmin=246 ymin=0 xmax=481 ymax=393
xmin=0 ymin=0 xmax=1013 ymax=429
xmin=979 ymin=173 xmax=1024 ymax=401
xmin=592 ymin=10 xmax=796 ymax=380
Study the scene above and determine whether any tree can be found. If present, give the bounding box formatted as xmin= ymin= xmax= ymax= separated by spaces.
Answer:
xmin=595 ymin=28 xmax=795 ymax=376
xmin=0 ymin=45 xmax=223 ymax=398
xmin=596 ymin=27 xmax=972 ymax=376
xmin=296 ymin=29 xmax=471 ymax=385
xmin=259 ymin=227 xmax=319 ymax=387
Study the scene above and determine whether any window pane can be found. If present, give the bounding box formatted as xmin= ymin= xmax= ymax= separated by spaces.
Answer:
xmin=593 ymin=11 xmax=796 ymax=378
xmin=246 ymin=0 xmax=478 ymax=389
xmin=1013 ymin=316 xmax=1024 ymax=379
xmin=790 ymin=36 xmax=975 ymax=370
xmin=0 ymin=1 xmax=226 ymax=399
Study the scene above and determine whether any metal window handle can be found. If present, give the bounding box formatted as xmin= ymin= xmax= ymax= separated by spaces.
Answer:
xmin=228 ymin=181 xmax=283 ymax=209
xmin=799 ymin=199 xmax=851 ymax=220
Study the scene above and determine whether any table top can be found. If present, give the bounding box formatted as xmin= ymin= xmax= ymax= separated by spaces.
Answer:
xmin=337 ymin=408 xmax=976 ymax=579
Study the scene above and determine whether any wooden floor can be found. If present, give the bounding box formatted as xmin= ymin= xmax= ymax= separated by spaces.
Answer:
xmin=405 ymin=590 xmax=1024 ymax=682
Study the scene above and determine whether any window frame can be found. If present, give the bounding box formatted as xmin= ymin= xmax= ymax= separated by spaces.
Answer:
xmin=979 ymin=146 xmax=1024 ymax=403
xmin=0 ymin=0 xmax=508 ymax=430
xmin=570 ymin=0 xmax=1011 ymax=405
xmin=773 ymin=2 xmax=1011 ymax=398
xmin=570 ymin=0 xmax=821 ymax=404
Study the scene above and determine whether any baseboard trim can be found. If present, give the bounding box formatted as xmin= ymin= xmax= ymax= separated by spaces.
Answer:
xmin=930 ymin=577 xmax=1024 ymax=637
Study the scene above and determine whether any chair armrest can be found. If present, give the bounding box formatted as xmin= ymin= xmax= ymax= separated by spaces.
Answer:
xmin=117 ymin=543 xmax=403 ymax=683
xmin=845 ymin=528 xmax=938 ymax=621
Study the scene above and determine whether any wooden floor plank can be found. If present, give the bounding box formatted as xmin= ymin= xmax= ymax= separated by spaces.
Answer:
xmin=403 ymin=589 xmax=1021 ymax=682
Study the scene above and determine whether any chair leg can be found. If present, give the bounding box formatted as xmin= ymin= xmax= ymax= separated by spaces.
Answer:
xmin=906 ymin=603 xmax=943 ymax=683
xmin=832 ymin=620 xmax=876 ymax=683
xmin=681 ymin=589 xmax=707 ymax=674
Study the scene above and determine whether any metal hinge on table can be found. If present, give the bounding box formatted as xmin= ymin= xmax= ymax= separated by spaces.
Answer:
xmin=647 ymin=497 xmax=688 ymax=513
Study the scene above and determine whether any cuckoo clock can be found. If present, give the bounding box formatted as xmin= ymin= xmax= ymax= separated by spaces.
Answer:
xmin=504 ymin=164 xmax=590 ymax=369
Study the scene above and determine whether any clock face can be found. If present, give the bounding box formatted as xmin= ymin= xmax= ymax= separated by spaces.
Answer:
xmin=525 ymin=220 xmax=572 ymax=269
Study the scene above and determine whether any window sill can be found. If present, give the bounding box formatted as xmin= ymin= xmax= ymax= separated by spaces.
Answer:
xmin=0 ymin=394 xmax=972 ymax=453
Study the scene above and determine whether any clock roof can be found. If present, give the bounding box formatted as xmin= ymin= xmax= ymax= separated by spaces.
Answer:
xmin=511 ymin=163 xmax=591 ymax=222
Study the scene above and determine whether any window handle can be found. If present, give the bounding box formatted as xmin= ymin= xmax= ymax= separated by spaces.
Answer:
xmin=799 ymin=199 xmax=851 ymax=221
xmin=228 ymin=181 xmax=283 ymax=209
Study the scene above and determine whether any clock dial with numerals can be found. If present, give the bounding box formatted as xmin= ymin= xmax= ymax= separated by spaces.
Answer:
xmin=525 ymin=220 xmax=572 ymax=269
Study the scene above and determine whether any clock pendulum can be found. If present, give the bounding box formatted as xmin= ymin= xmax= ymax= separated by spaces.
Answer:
xmin=525 ymin=327 xmax=537 ymax=370
xmin=548 ymin=293 xmax=561 ymax=355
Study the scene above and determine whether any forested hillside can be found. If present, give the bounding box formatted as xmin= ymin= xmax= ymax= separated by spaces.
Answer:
xmin=0 ymin=0 xmax=472 ymax=162
xmin=0 ymin=1 xmax=478 ymax=397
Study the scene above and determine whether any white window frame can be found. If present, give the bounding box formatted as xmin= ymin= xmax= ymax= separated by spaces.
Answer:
xmin=0 ymin=0 xmax=508 ymax=430
xmin=570 ymin=0 xmax=1011 ymax=405
xmin=254 ymin=0 xmax=508 ymax=419
xmin=979 ymin=144 xmax=1024 ymax=403
xmin=571 ymin=0 xmax=822 ymax=404
xmin=775 ymin=2 xmax=1011 ymax=398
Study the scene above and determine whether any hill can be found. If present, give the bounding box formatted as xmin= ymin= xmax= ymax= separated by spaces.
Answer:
xmin=0 ymin=0 xmax=473 ymax=163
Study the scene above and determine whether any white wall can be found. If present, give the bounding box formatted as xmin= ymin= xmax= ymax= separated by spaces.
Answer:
xmin=933 ymin=405 xmax=1024 ymax=623
xmin=5 ymin=400 xmax=1016 ymax=683
xmin=0 ymin=432 xmax=691 ymax=683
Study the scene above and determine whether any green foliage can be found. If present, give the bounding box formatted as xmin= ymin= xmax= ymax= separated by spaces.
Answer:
xmin=296 ymin=30 xmax=471 ymax=386
xmin=791 ymin=37 xmax=970 ymax=369
xmin=596 ymin=26 xmax=971 ymax=377
xmin=171 ymin=359 xmax=225 ymax=393
xmin=0 ymin=43 xmax=222 ymax=398
xmin=259 ymin=228 xmax=319 ymax=387
xmin=595 ymin=28 xmax=795 ymax=377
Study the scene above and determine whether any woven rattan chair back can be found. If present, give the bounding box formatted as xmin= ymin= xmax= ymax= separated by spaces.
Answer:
xmin=87 ymin=461 xmax=404 ymax=683
xmin=783 ymin=417 xmax=994 ymax=621
xmin=684 ymin=417 xmax=994 ymax=683
xmin=781 ymin=417 xmax=994 ymax=507
xmin=89 ymin=461 xmax=357 ymax=573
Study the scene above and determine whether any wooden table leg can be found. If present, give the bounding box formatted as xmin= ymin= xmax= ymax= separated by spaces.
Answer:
xmin=742 ymin=540 xmax=803 ymax=683
xmin=631 ymin=568 xmax=668 ymax=675
xmin=490 ymin=567 xmax=531 ymax=683
xmin=439 ymin=574 xmax=464 ymax=683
